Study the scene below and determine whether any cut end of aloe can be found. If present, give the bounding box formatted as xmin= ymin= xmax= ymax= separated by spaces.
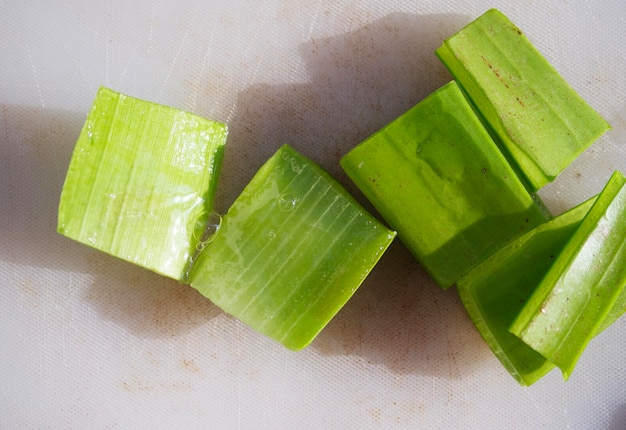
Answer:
xmin=510 ymin=171 xmax=626 ymax=379
xmin=57 ymin=87 xmax=228 ymax=281
xmin=189 ymin=145 xmax=396 ymax=350
xmin=341 ymin=81 xmax=548 ymax=288
xmin=436 ymin=8 xmax=611 ymax=191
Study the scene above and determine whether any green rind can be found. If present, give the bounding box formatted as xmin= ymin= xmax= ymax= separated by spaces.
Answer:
xmin=510 ymin=171 xmax=626 ymax=379
xmin=340 ymin=81 xmax=548 ymax=288
xmin=436 ymin=9 xmax=610 ymax=191
xmin=189 ymin=145 xmax=396 ymax=350
xmin=57 ymin=87 xmax=227 ymax=280
xmin=458 ymin=197 xmax=595 ymax=386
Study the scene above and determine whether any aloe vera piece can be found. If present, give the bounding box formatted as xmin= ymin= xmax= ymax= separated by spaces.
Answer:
xmin=58 ymin=87 xmax=227 ymax=280
xmin=510 ymin=171 xmax=626 ymax=379
xmin=458 ymin=197 xmax=596 ymax=386
xmin=189 ymin=145 xmax=396 ymax=350
xmin=436 ymin=9 xmax=610 ymax=191
xmin=340 ymin=81 xmax=548 ymax=288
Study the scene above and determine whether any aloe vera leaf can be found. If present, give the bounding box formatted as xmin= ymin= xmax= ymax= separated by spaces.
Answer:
xmin=436 ymin=9 xmax=610 ymax=191
xmin=510 ymin=171 xmax=626 ymax=379
xmin=189 ymin=145 xmax=396 ymax=350
xmin=340 ymin=81 xmax=548 ymax=289
xmin=57 ymin=87 xmax=227 ymax=280
xmin=597 ymin=281 xmax=626 ymax=333
xmin=458 ymin=197 xmax=596 ymax=386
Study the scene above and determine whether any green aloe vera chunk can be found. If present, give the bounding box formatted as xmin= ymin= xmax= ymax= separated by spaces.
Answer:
xmin=58 ymin=87 xmax=227 ymax=280
xmin=340 ymin=81 xmax=548 ymax=289
xmin=510 ymin=171 xmax=626 ymax=379
xmin=436 ymin=9 xmax=610 ymax=191
xmin=458 ymin=197 xmax=596 ymax=386
xmin=189 ymin=145 xmax=396 ymax=350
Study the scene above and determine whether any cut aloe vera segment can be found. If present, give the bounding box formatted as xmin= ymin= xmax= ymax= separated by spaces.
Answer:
xmin=510 ymin=171 xmax=626 ymax=379
xmin=458 ymin=197 xmax=595 ymax=386
xmin=58 ymin=87 xmax=227 ymax=280
xmin=341 ymin=81 xmax=549 ymax=288
xmin=436 ymin=9 xmax=610 ymax=191
xmin=189 ymin=145 xmax=396 ymax=350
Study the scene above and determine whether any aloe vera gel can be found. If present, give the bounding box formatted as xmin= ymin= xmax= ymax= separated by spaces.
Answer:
xmin=510 ymin=171 xmax=626 ymax=379
xmin=58 ymin=87 xmax=227 ymax=280
xmin=457 ymin=198 xmax=595 ymax=385
xmin=341 ymin=81 xmax=548 ymax=289
xmin=58 ymin=88 xmax=395 ymax=349
xmin=58 ymin=8 xmax=624 ymax=377
xmin=190 ymin=145 xmax=396 ymax=350
xmin=340 ymin=8 xmax=621 ymax=384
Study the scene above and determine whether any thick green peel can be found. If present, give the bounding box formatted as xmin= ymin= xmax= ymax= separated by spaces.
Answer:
xmin=58 ymin=87 xmax=227 ymax=280
xmin=436 ymin=9 xmax=610 ymax=191
xmin=510 ymin=171 xmax=626 ymax=379
xmin=458 ymin=197 xmax=595 ymax=385
xmin=341 ymin=81 xmax=548 ymax=288
xmin=189 ymin=145 xmax=396 ymax=350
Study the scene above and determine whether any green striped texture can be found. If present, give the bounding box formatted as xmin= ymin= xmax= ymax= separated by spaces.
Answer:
xmin=436 ymin=9 xmax=610 ymax=191
xmin=510 ymin=171 xmax=626 ymax=379
xmin=58 ymin=87 xmax=227 ymax=280
xmin=189 ymin=145 xmax=396 ymax=350
xmin=341 ymin=81 xmax=548 ymax=289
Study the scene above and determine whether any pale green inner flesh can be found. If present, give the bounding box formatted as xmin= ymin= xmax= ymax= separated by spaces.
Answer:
xmin=436 ymin=9 xmax=610 ymax=191
xmin=510 ymin=171 xmax=626 ymax=379
xmin=57 ymin=87 xmax=227 ymax=280
xmin=189 ymin=145 xmax=396 ymax=350
xmin=458 ymin=198 xmax=595 ymax=386
xmin=341 ymin=81 xmax=548 ymax=289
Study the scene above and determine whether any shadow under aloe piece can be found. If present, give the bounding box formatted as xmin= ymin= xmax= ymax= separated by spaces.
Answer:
xmin=58 ymin=88 xmax=395 ymax=350
xmin=341 ymin=81 xmax=549 ymax=289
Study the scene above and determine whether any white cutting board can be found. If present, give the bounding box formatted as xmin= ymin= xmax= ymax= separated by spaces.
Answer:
xmin=1 ymin=1 xmax=626 ymax=428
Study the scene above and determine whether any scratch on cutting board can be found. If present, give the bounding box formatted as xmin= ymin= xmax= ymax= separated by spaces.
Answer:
xmin=62 ymin=44 xmax=93 ymax=92
xmin=186 ymin=22 xmax=216 ymax=112
xmin=430 ymin=287 xmax=461 ymax=380
xmin=307 ymin=0 xmax=323 ymax=39
xmin=157 ymin=4 xmax=200 ymax=102
xmin=146 ymin=0 xmax=161 ymax=54
xmin=237 ymin=0 xmax=274 ymax=60
xmin=225 ymin=0 xmax=274 ymax=123
xmin=105 ymin=39 xmax=110 ymax=88
xmin=109 ymin=1 xmax=161 ymax=90
xmin=26 ymin=44 xmax=45 ymax=108
xmin=289 ymin=0 xmax=323 ymax=79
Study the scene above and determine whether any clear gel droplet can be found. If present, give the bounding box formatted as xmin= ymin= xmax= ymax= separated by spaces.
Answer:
xmin=194 ymin=212 xmax=222 ymax=249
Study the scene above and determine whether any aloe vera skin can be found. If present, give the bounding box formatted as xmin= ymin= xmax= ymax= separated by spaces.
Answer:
xmin=58 ymin=87 xmax=227 ymax=281
xmin=189 ymin=145 xmax=396 ymax=351
xmin=341 ymin=81 xmax=548 ymax=289
xmin=436 ymin=9 xmax=610 ymax=191
xmin=458 ymin=198 xmax=595 ymax=386
xmin=510 ymin=171 xmax=626 ymax=380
